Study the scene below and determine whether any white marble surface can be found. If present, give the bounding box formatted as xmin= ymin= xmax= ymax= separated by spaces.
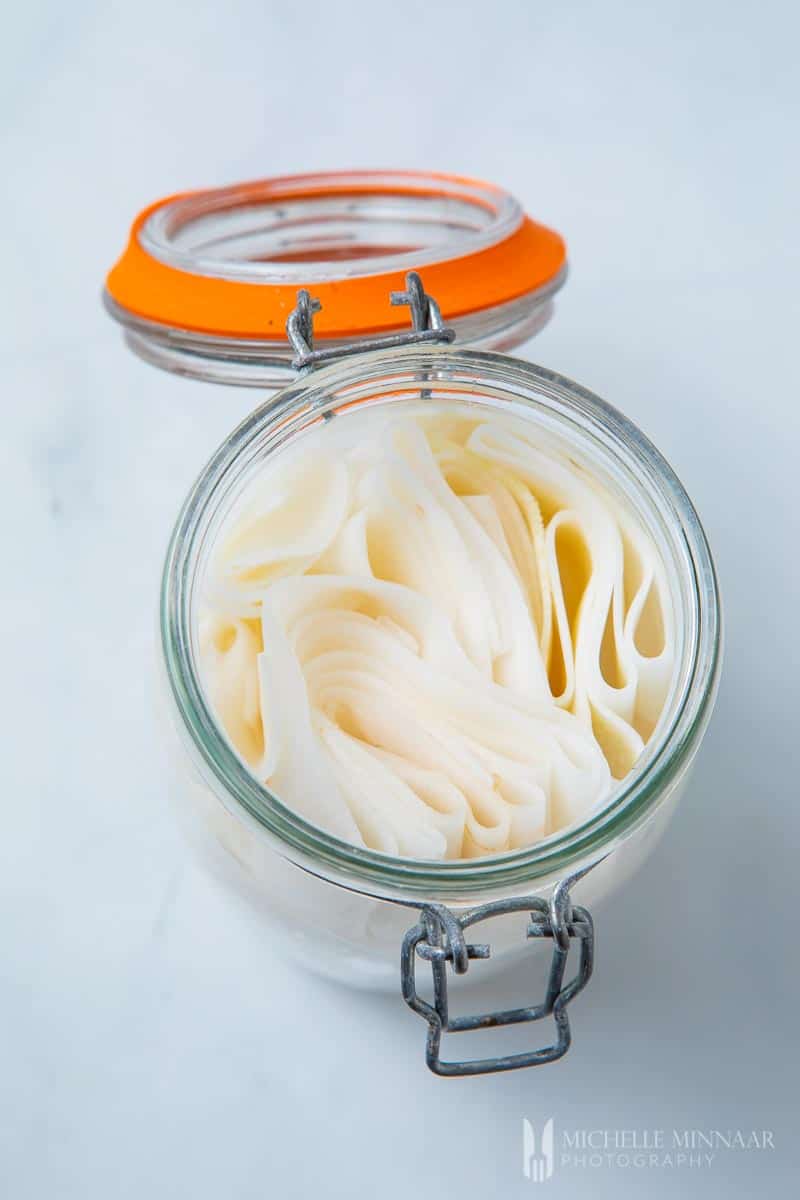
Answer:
xmin=3 ymin=2 xmax=799 ymax=1196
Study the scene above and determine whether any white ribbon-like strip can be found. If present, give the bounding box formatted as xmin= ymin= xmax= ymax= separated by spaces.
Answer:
xmin=199 ymin=409 xmax=674 ymax=860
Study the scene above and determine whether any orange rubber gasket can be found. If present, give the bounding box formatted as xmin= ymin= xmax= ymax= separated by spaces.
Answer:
xmin=106 ymin=181 xmax=566 ymax=341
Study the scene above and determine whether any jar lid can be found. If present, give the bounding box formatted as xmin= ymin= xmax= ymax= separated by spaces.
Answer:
xmin=104 ymin=170 xmax=567 ymax=386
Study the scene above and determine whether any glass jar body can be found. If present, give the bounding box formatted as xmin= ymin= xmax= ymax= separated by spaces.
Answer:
xmin=159 ymin=347 xmax=721 ymax=994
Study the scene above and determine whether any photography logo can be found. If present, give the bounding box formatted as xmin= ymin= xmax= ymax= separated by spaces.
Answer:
xmin=523 ymin=1118 xmax=555 ymax=1183
xmin=521 ymin=1117 xmax=775 ymax=1179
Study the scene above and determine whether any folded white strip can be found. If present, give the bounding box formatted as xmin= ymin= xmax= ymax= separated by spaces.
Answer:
xmin=199 ymin=408 xmax=675 ymax=860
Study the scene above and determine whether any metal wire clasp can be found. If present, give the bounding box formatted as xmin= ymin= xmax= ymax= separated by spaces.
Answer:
xmin=400 ymin=873 xmax=596 ymax=1077
xmin=286 ymin=271 xmax=455 ymax=371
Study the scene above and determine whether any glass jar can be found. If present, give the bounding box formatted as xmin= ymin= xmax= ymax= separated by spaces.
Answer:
xmin=107 ymin=171 xmax=721 ymax=1076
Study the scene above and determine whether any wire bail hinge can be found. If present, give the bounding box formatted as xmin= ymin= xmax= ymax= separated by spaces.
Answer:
xmin=286 ymin=271 xmax=455 ymax=371
xmin=400 ymin=870 xmax=598 ymax=1077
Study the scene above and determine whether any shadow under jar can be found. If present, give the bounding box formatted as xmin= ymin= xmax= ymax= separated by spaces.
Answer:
xmin=106 ymin=171 xmax=721 ymax=1076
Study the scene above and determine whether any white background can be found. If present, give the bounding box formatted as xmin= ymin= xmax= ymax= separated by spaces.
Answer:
xmin=3 ymin=2 xmax=798 ymax=1196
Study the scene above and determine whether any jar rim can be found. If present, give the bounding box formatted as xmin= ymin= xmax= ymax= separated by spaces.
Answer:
xmin=160 ymin=347 xmax=722 ymax=903
xmin=139 ymin=170 xmax=526 ymax=285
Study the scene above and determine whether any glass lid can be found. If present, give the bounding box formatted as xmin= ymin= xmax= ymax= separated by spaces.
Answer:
xmin=104 ymin=170 xmax=568 ymax=387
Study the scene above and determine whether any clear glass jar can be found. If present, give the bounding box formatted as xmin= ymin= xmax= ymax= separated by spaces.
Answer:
xmin=108 ymin=171 xmax=721 ymax=1075
xmin=159 ymin=347 xmax=719 ymax=970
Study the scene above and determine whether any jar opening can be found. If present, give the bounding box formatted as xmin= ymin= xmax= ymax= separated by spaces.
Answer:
xmin=161 ymin=348 xmax=721 ymax=902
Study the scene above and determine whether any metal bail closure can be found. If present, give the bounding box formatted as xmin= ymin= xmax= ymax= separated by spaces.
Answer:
xmin=401 ymin=873 xmax=596 ymax=1077
xmin=286 ymin=271 xmax=455 ymax=370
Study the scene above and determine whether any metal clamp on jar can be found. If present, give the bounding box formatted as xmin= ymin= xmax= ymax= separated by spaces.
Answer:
xmin=105 ymin=171 xmax=721 ymax=1077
